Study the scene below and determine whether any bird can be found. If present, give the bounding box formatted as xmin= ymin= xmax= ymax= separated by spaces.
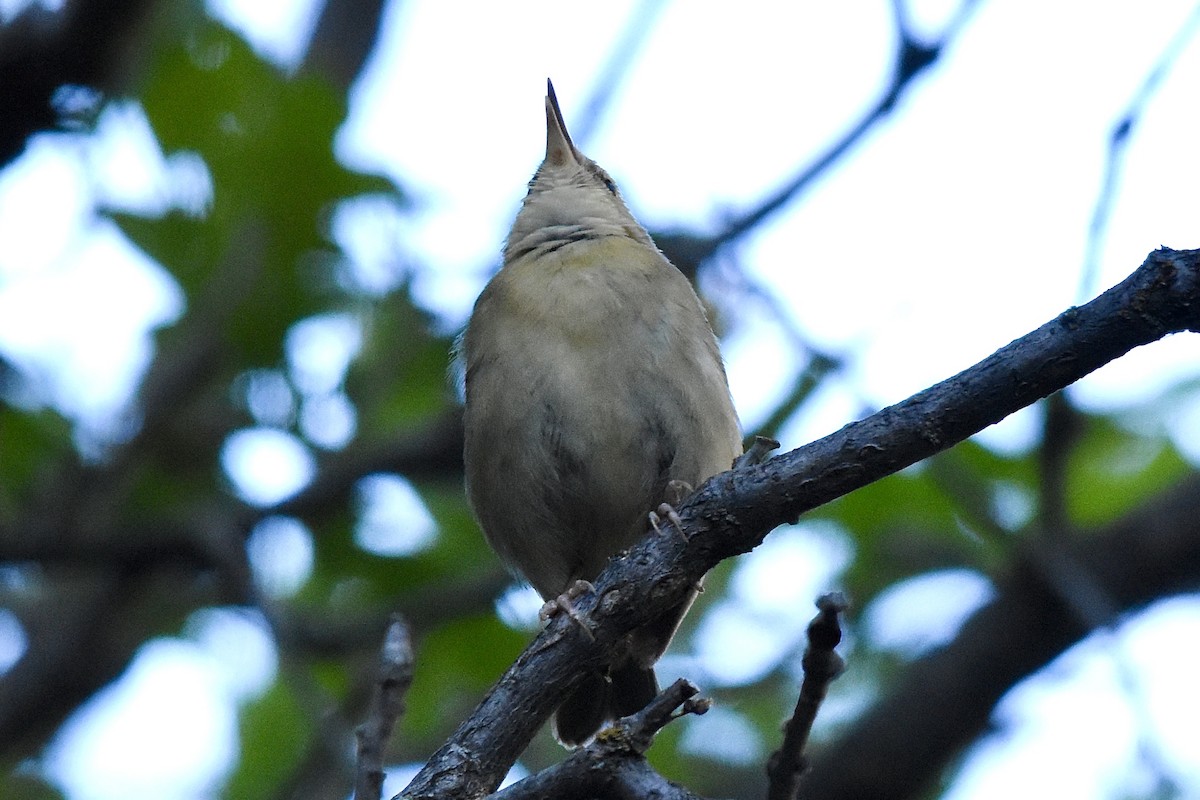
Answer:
xmin=460 ymin=79 xmax=742 ymax=746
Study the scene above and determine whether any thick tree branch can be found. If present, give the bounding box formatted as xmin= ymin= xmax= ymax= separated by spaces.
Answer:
xmin=398 ymin=247 xmax=1200 ymax=799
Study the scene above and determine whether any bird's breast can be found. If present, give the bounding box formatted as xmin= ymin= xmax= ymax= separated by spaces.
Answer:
xmin=463 ymin=234 xmax=739 ymax=595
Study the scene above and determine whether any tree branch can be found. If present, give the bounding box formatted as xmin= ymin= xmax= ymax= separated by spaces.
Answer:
xmin=1078 ymin=2 xmax=1200 ymax=301
xmin=355 ymin=615 xmax=414 ymax=800
xmin=655 ymin=0 xmax=983 ymax=277
xmin=766 ymin=593 xmax=847 ymax=800
xmin=569 ymin=0 xmax=669 ymax=150
xmin=489 ymin=679 xmax=709 ymax=800
xmin=397 ymin=248 xmax=1200 ymax=799
xmin=304 ymin=0 xmax=388 ymax=93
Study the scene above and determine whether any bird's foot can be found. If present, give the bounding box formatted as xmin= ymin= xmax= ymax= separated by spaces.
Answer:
xmin=733 ymin=435 xmax=780 ymax=468
xmin=648 ymin=480 xmax=692 ymax=538
xmin=540 ymin=579 xmax=596 ymax=640
xmin=663 ymin=479 xmax=692 ymax=506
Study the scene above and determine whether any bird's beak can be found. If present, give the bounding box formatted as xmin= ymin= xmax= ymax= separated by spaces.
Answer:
xmin=545 ymin=79 xmax=580 ymax=167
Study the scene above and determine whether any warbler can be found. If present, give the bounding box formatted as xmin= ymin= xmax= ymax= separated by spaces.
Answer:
xmin=461 ymin=80 xmax=741 ymax=746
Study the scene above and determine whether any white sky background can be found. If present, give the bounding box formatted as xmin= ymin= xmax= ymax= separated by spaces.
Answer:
xmin=1 ymin=0 xmax=1200 ymax=798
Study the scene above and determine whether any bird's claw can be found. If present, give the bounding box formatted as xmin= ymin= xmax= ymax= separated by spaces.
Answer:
xmin=540 ymin=579 xmax=596 ymax=640
xmin=649 ymin=502 xmax=687 ymax=539
xmin=649 ymin=479 xmax=692 ymax=538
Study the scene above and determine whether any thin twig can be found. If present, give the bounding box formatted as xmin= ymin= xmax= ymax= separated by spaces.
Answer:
xmin=490 ymin=679 xmax=709 ymax=800
xmin=714 ymin=258 xmax=848 ymax=439
xmin=355 ymin=615 xmax=414 ymax=800
xmin=766 ymin=593 xmax=847 ymax=800
xmin=572 ymin=0 xmax=670 ymax=149
xmin=1078 ymin=2 xmax=1200 ymax=302
xmin=669 ymin=0 xmax=984 ymax=266
xmin=617 ymin=678 xmax=710 ymax=753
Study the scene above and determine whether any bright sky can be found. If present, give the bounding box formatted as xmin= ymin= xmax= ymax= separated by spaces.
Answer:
xmin=2 ymin=1 xmax=1200 ymax=798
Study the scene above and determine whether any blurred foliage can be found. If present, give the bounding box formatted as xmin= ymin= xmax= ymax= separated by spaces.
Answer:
xmin=0 ymin=9 xmax=1196 ymax=800
xmin=114 ymin=26 xmax=393 ymax=361
xmin=0 ymin=772 xmax=64 ymax=800
xmin=225 ymin=681 xmax=313 ymax=798
xmin=1066 ymin=415 xmax=1191 ymax=527
xmin=0 ymin=408 xmax=73 ymax=519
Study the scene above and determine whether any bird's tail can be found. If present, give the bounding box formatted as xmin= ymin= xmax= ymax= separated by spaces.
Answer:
xmin=553 ymin=661 xmax=658 ymax=747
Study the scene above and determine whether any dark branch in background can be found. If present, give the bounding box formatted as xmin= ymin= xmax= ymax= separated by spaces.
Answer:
xmin=0 ymin=0 xmax=160 ymax=168
xmin=655 ymin=0 xmax=981 ymax=443
xmin=1026 ymin=397 xmax=1125 ymax=631
xmin=0 ymin=273 xmax=464 ymax=768
xmin=267 ymin=409 xmax=465 ymax=524
xmin=276 ymin=569 xmax=509 ymax=657
xmin=1036 ymin=392 xmax=1079 ymax=538
xmin=801 ymin=470 xmax=1200 ymax=800
xmin=398 ymin=251 xmax=1200 ymax=799
xmin=0 ymin=223 xmax=274 ymax=754
xmin=304 ymin=0 xmax=389 ymax=93
xmin=569 ymin=0 xmax=669 ymax=150
xmin=489 ymin=680 xmax=709 ymax=800
xmin=1030 ymin=399 xmax=1186 ymax=796
xmin=355 ymin=616 xmax=414 ymax=800
xmin=0 ymin=574 xmax=124 ymax=756
xmin=0 ymin=213 xmax=458 ymax=754
xmin=703 ymin=251 xmax=852 ymax=439
xmin=1078 ymin=2 xmax=1200 ymax=301
xmin=655 ymin=0 xmax=983 ymax=278
xmin=766 ymin=593 xmax=847 ymax=800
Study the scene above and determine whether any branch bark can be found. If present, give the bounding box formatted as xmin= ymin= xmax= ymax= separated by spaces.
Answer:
xmin=766 ymin=593 xmax=847 ymax=800
xmin=491 ymin=679 xmax=709 ymax=800
xmin=397 ymin=247 xmax=1200 ymax=799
